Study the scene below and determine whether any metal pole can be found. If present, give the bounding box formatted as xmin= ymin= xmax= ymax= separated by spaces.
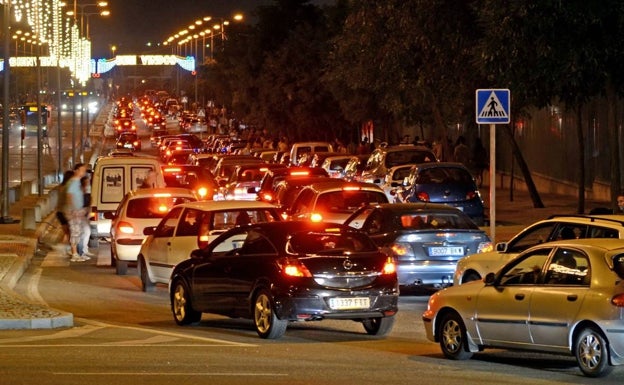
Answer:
xmin=56 ymin=63 xmax=62 ymax=180
xmin=79 ymin=90 xmax=84 ymax=162
xmin=1 ymin=1 xmax=14 ymax=223
xmin=36 ymin=46 xmax=43 ymax=196
xmin=489 ymin=123 xmax=496 ymax=243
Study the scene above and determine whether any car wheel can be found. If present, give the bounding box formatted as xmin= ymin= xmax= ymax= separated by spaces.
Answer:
xmin=138 ymin=256 xmax=155 ymax=292
xmin=439 ymin=312 xmax=473 ymax=360
xmin=115 ymin=260 xmax=128 ymax=276
xmin=362 ymin=316 xmax=395 ymax=337
xmin=253 ymin=289 xmax=287 ymax=339
xmin=575 ymin=326 xmax=613 ymax=377
xmin=171 ymin=279 xmax=201 ymax=325
xmin=461 ymin=271 xmax=481 ymax=284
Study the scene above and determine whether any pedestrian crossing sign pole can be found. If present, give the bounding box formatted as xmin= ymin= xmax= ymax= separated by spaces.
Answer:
xmin=475 ymin=88 xmax=510 ymax=243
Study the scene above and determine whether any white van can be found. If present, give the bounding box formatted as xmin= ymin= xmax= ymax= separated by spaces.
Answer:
xmin=289 ymin=141 xmax=334 ymax=166
xmin=90 ymin=155 xmax=165 ymax=239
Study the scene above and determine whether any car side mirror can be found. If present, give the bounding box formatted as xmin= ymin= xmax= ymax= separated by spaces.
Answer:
xmin=143 ymin=226 xmax=155 ymax=236
xmin=496 ymin=242 xmax=508 ymax=252
xmin=484 ymin=272 xmax=496 ymax=285
xmin=190 ymin=248 xmax=203 ymax=260
xmin=103 ymin=211 xmax=116 ymax=220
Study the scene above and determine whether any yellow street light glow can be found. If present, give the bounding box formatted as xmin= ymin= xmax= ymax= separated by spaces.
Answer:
xmin=203 ymin=16 xmax=212 ymax=21
xmin=233 ymin=14 xmax=243 ymax=21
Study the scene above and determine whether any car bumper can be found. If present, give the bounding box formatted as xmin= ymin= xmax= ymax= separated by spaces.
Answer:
xmin=274 ymin=287 xmax=399 ymax=321
xmin=113 ymin=238 xmax=143 ymax=261
xmin=397 ymin=262 xmax=456 ymax=288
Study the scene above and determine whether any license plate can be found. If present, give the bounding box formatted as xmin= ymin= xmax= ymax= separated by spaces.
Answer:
xmin=123 ymin=143 xmax=133 ymax=148
xmin=428 ymin=246 xmax=464 ymax=256
xmin=328 ymin=297 xmax=370 ymax=310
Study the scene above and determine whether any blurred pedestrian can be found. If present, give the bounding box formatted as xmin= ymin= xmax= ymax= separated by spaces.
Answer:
xmin=617 ymin=192 xmax=624 ymax=213
xmin=65 ymin=163 xmax=90 ymax=262
xmin=453 ymin=136 xmax=470 ymax=167
xmin=471 ymin=137 xmax=489 ymax=187
xmin=54 ymin=169 xmax=74 ymax=255
xmin=78 ymin=174 xmax=95 ymax=258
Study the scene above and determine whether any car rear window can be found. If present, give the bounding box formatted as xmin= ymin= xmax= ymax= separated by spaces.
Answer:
xmin=613 ymin=254 xmax=624 ymax=279
xmin=399 ymin=213 xmax=479 ymax=230
xmin=386 ymin=150 xmax=436 ymax=167
xmin=316 ymin=191 xmax=387 ymax=212
xmin=126 ymin=196 xmax=195 ymax=218
xmin=288 ymin=232 xmax=377 ymax=254
xmin=416 ymin=167 xmax=474 ymax=184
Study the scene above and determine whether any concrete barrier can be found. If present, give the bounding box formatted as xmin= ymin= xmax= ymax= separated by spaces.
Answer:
xmin=21 ymin=207 xmax=37 ymax=231
xmin=20 ymin=181 xmax=32 ymax=198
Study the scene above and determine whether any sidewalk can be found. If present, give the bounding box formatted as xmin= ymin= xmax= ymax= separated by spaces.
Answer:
xmin=0 ymin=176 xmax=612 ymax=329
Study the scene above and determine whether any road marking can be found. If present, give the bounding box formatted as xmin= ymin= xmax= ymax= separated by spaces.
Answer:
xmin=52 ymin=372 xmax=288 ymax=376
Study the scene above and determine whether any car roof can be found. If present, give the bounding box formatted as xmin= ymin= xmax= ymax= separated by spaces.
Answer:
xmin=367 ymin=202 xmax=467 ymax=213
xmin=126 ymin=187 xmax=197 ymax=199
xmin=539 ymin=214 xmax=624 ymax=229
xmin=173 ymin=200 xmax=278 ymax=211
xmin=304 ymin=180 xmax=385 ymax=193
xmin=526 ymin=238 xmax=624 ymax=253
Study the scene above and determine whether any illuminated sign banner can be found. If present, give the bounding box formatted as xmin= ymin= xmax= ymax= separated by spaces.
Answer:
xmin=0 ymin=55 xmax=196 ymax=74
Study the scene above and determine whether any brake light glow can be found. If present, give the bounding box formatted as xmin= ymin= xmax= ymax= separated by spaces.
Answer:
xmin=611 ymin=294 xmax=624 ymax=307
xmin=196 ymin=186 xmax=210 ymax=199
xmin=197 ymin=234 xmax=210 ymax=249
xmin=157 ymin=204 xmax=169 ymax=213
xmin=261 ymin=192 xmax=274 ymax=202
xmin=278 ymin=258 xmax=312 ymax=277
xmin=342 ymin=186 xmax=361 ymax=191
xmin=416 ymin=192 xmax=430 ymax=201
xmin=310 ymin=213 xmax=323 ymax=222
xmin=117 ymin=221 xmax=134 ymax=234
xmin=391 ymin=242 xmax=413 ymax=257
xmin=163 ymin=167 xmax=182 ymax=173
xmin=290 ymin=171 xmax=309 ymax=176
xmin=382 ymin=257 xmax=397 ymax=275
xmin=152 ymin=193 xmax=172 ymax=198
xmin=466 ymin=191 xmax=477 ymax=200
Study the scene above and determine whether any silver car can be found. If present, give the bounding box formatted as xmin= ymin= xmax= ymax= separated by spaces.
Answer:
xmin=423 ymin=238 xmax=624 ymax=377
xmin=345 ymin=203 xmax=491 ymax=290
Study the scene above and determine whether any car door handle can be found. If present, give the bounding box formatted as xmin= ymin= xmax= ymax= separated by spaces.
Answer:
xmin=514 ymin=293 xmax=525 ymax=300
xmin=567 ymin=294 xmax=578 ymax=302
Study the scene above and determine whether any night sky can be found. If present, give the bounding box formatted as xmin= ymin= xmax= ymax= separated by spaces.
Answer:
xmin=88 ymin=0 xmax=273 ymax=58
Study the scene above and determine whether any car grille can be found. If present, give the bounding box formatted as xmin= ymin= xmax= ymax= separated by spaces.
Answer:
xmin=313 ymin=273 xmax=378 ymax=289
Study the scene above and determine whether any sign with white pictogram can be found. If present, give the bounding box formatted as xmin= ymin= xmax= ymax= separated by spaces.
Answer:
xmin=476 ymin=89 xmax=510 ymax=124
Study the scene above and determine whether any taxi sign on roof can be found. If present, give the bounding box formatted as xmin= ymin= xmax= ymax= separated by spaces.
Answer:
xmin=476 ymin=89 xmax=510 ymax=124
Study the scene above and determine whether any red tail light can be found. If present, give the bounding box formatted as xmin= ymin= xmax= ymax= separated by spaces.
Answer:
xmin=197 ymin=234 xmax=210 ymax=249
xmin=466 ymin=191 xmax=477 ymax=200
xmin=416 ymin=192 xmax=430 ymax=201
xmin=278 ymin=257 xmax=312 ymax=277
xmin=611 ymin=294 xmax=624 ymax=307
xmin=382 ymin=257 xmax=397 ymax=275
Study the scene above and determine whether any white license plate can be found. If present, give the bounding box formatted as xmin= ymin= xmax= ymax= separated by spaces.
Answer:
xmin=328 ymin=297 xmax=370 ymax=310
xmin=428 ymin=246 xmax=464 ymax=256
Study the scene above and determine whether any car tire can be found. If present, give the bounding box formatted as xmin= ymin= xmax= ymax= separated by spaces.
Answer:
xmin=171 ymin=279 xmax=201 ymax=325
xmin=575 ymin=326 xmax=613 ymax=377
xmin=362 ymin=316 xmax=395 ymax=337
xmin=138 ymin=256 xmax=155 ymax=292
xmin=115 ymin=260 xmax=128 ymax=276
xmin=461 ymin=271 xmax=481 ymax=284
xmin=439 ymin=312 xmax=473 ymax=360
xmin=253 ymin=289 xmax=287 ymax=339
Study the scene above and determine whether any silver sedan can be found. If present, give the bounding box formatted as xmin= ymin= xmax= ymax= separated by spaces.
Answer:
xmin=422 ymin=238 xmax=624 ymax=377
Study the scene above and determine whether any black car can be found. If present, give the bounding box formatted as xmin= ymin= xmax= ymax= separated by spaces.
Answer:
xmin=115 ymin=132 xmax=141 ymax=151
xmin=169 ymin=221 xmax=399 ymax=339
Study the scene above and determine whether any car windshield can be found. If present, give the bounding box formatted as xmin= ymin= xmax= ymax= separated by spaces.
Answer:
xmin=126 ymin=196 xmax=195 ymax=218
xmin=399 ymin=213 xmax=478 ymax=230
xmin=288 ymin=232 xmax=377 ymax=254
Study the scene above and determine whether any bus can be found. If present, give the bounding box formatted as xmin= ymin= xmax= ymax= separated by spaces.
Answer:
xmin=18 ymin=103 xmax=50 ymax=137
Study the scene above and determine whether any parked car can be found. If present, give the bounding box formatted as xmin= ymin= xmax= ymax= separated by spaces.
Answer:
xmin=138 ymin=201 xmax=282 ymax=292
xmin=394 ymin=162 xmax=485 ymax=226
xmin=169 ymin=221 xmax=399 ymax=339
xmin=286 ymin=180 xmax=388 ymax=224
xmin=108 ymin=188 xmax=197 ymax=275
xmin=454 ymin=214 xmax=624 ymax=285
xmin=423 ymin=238 xmax=624 ymax=378
xmin=344 ymin=203 xmax=492 ymax=290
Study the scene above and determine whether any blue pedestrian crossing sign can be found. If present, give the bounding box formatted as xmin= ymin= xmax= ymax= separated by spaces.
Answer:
xmin=476 ymin=89 xmax=510 ymax=124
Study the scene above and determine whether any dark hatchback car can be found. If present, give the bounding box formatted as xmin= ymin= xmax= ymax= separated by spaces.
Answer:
xmin=169 ymin=221 xmax=399 ymax=339
xmin=395 ymin=162 xmax=485 ymax=226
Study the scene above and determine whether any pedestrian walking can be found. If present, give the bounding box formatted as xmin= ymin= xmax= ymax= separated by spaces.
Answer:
xmin=53 ymin=169 xmax=74 ymax=255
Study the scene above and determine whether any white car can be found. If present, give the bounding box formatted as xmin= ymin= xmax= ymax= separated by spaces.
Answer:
xmin=453 ymin=214 xmax=624 ymax=285
xmin=108 ymin=187 xmax=197 ymax=275
xmin=137 ymin=200 xmax=282 ymax=291
xmin=380 ymin=164 xmax=416 ymax=202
